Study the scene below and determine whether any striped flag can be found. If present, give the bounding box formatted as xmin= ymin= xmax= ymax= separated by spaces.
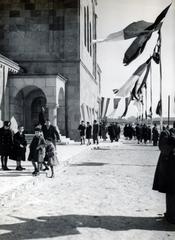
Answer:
xmin=121 ymin=96 xmax=132 ymax=118
xmin=123 ymin=4 xmax=171 ymax=65
xmin=115 ymin=57 xmax=151 ymax=98
xmin=92 ymin=20 xmax=154 ymax=44
xmin=114 ymin=98 xmax=121 ymax=109
xmin=101 ymin=97 xmax=110 ymax=119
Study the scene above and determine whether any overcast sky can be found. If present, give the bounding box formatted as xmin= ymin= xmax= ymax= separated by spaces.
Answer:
xmin=96 ymin=0 xmax=175 ymax=118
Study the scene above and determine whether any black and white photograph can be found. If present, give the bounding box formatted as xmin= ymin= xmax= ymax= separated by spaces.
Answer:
xmin=0 ymin=0 xmax=175 ymax=239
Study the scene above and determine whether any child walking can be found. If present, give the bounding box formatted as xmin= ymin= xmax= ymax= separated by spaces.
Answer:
xmin=28 ymin=128 xmax=46 ymax=176
xmin=44 ymin=138 xmax=57 ymax=178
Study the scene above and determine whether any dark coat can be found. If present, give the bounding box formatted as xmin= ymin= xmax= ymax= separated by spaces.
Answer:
xmin=0 ymin=127 xmax=13 ymax=156
xmin=153 ymin=129 xmax=175 ymax=193
xmin=93 ymin=123 xmax=99 ymax=138
xmin=86 ymin=125 xmax=92 ymax=139
xmin=28 ymin=136 xmax=46 ymax=162
xmin=42 ymin=125 xmax=60 ymax=146
xmin=12 ymin=132 xmax=27 ymax=161
xmin=78 ymin=124 xmax=86 ymax=136
xmin=108 ymin=125 xmax=115 ymax=139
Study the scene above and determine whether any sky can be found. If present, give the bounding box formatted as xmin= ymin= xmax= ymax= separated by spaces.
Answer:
xmin=96 ymin=0 xmax=175 ymax=118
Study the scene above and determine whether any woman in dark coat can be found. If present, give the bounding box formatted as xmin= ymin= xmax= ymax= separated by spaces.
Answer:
xmin=152 ymin=124 xmax=159 ymax=146
xmin=0 ymin=121 xmax=13 ymax=171
xmin=13 ymin=126 xmax=27 ymax=170
xmin=153 ymin=124 xmax=175 ymax=224
xmin=86 ymin=122 xmax=92 ymax=145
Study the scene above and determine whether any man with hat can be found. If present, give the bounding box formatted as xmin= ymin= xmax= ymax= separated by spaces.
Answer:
xmin=0 ymin=121 xmax=13 ymax=170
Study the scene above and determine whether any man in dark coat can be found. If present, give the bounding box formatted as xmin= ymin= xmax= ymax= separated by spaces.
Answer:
xmin=93 ymin=120 xmax=99 ymax=144
xmin=78 ymin=121 xmax=86 ymax=144
xmin=153 ymin=123 xmax=175 ymax=224
xmin=108 ymin=123 xmax=115 ymax=143
xmin=42 ymin=119 xmax=60 ymax=147
xmin=86 ymin=122 xmax=92 ymax=145
xmin=0 ymin=121 xmax=13 ymax=170
xmin=114 ymin=122 xmax=121 ymax=142
xmin=135 ymin=124 xmax=142 ymax=144
xmin=152 ymin=123 xmax=159 ymax=146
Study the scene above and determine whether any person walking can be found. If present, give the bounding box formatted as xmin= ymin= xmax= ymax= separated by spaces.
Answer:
xmin=108 ymin=123 xmax=115 ymax=143
xmin=78 ymin=121 xmax=86 ymax=145
xmin=153 ymin=123 xmax=175 ymax=223
xmin=152 ymin=123 xmax=159 ymax=146
xmin=86 ymin=122 xmax=92 ymax=145
xmin=0 ymin=121 xmax=13 ymax=171
xmin=92 ymin=120 xmax=99 ymax=144
xmin=13 ymin=125 xmax=27 ymax=170
xmin=42 ymin=119 xmax=60 ymax=147
xmin=28 ymin=128 xmax=46 ymax=176
xmin=114 ymin=122 xmax=121 ymax=142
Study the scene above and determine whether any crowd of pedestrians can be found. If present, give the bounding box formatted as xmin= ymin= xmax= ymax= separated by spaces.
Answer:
xmin=123 ymin=123 xmax=159 ymax=146
xmin=78 ymin=120 xmax=121 ymax=145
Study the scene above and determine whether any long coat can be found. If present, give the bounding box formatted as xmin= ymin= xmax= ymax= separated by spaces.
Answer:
xmin=13 ymin=132 xmax=27 ymax=161
xmin=28 ymin=136 xmax=46 ymax=162
xmin=42 ymin=125 xmax=60 ymax=146
xmin=86 ymin=125 xmax=92 ymax=139
xmin=0 ymin=127 xmax=13 ymax=156
xmin=152 ymin=128 xmax=175 ymax=194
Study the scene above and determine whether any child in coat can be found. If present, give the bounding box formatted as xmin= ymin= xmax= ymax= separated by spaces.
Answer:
xmin=44 ymin=138 xmax=57 ymax=178
xmin=28 ymin=128 xmax=46 ymax=176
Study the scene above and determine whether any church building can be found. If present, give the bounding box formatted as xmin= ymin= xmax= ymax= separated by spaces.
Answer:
xmin=0 ymin=0 xmax=101 ymax=140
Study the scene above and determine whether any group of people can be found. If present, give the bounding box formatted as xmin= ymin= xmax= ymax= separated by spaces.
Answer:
xmin=0 ymin=119 xmax=60 ymax=178
xmin=78 ymin=120 xmax=121 ymax=145
xmin=124 ymin=123 xmax=159 ymax=146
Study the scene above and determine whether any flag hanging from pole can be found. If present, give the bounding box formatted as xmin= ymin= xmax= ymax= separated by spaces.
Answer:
xmin=92 ymin=21 xmax=154 ymax=44
xmin=114 ymin=98 xmax=121 ymax=109
xmin=123 ymin=4 xmax=171 ymax=65
xmin=103 ymin=98 xmax=110 ymax=118
xmin=121 ymin=96 xmax=132 ymax=118
xmin=115 ymin=57 xmax=151 ymax=97
xmin=156 ymin=100 xmax=162 ymax=116
xmin=101 ymin=97 xmax=110 ymax=119
xmin=137 ymin=60 xmax=151 ymax=95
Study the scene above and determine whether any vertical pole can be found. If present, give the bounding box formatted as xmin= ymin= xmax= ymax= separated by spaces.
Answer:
xmin=159 ymin=30 xmax=163 ymax=130
xmin=150 ymin=61 xmax=153 ymax=140
xmin=145 ymin=85 xmax=148 ymax=124
xmin=168 ymin=95 xmax=170 ymax=127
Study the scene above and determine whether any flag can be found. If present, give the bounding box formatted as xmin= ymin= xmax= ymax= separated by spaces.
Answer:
xmin=133 ymin=100 xmax=142 ymax=114
xmin=156 ymin=100 xmax=162 ymax=116
xmin=115 ymin=57 xmax=151 ymax=97
xmin=103 ymin=98 xmax=110 ymax=118
xmin=121 ymin=96 xmax=132 ymax=118
xmin=101 ymin=97 xmax=105 ymax=118
xmin=92 ymin=20 xmax=154 ymax=44
xmin=137 ymin=60 xmax=151 ymax=95
xmin=123 ymin=4 xmax=171 ymax=65
xmin=114 ymin=98 xmax=121 ymax=109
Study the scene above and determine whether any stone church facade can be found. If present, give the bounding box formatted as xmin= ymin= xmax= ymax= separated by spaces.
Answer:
xmin=0 ymin=0 xmax=101 ymax=140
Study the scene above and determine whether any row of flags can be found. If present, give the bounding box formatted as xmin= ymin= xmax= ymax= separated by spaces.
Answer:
xmin=94 ymin=3 xmax=171 ymax=119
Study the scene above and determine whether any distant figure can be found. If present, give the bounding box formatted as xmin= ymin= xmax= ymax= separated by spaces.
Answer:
xmin=114 ymin=122 xmax=121 ymax=142
xmin=78 ymin=121 xmax=86 ymax=145
xmin=42 ymin=119 xmax=60 ymax=147
xmin=152 ymin=124 xmax=159 ymax=146
xmin=39 ymin=106 xmax=46 ymax=126
xmin=13 ymin=125 xmax=27 ymax=171
xmin=86 ymin=122 xmax=92 ymax=145
xmin=108 ymin=123 xmax=115 ymax=143
xmin=101 ymin=121 xmax=107 ymax=141
xmin=0 ymin=121 xmax=13 ymax=171
xmin=153 ymin=122 xmax=175 ymax=224
xmin=93 ymin=120 xmax=99 ymax=144
xmin=135 ymin=124 xmax=142 ymax=144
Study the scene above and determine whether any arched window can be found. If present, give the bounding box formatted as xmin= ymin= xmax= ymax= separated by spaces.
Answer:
xmin=84 ymin=7 xmax=86 ymax=46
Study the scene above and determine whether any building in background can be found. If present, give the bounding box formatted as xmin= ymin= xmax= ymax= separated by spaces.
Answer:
xmin=0 ymin=0 xmax=101 ymax=140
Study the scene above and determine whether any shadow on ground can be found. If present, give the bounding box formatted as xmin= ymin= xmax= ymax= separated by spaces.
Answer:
xmin=70 ymin=162 xmax=108 ymax=167
xmin=0 ymin=215 xmax=175 ymax=239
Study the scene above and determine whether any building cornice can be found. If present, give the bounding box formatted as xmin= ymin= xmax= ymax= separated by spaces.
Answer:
xmin=0 ymin=54 xmax=20 ymax=73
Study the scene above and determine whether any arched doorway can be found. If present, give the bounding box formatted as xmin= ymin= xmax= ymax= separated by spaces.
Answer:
xmin=57 ymin=87 xmax=65 ymax=135
xmin=14 ymin=86 xmax=47 ymax=133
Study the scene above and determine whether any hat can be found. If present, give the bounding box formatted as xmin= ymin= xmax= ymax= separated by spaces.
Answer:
xmin=4 ymin=121 xmax=11 ymax=127
xmin=34 ymin=127 xmax=42 ymax=132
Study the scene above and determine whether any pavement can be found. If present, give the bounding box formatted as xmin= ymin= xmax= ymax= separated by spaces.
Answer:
xmin=1 ymin=138 xmax=175 ymax=240
xmin=0 ymin=139 xmax=120 ymax=207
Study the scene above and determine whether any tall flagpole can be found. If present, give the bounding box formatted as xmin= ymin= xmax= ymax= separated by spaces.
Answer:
xmin=168 ymin=95 xmax=170 ymax=127
xmin=159 ymin=29 xmax=163 ymax=130
xmin=150 ymin=60 xmax=153 ymax=138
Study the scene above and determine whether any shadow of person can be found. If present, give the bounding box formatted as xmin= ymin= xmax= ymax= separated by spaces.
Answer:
xmin=0 ymin=215 xmax=175 ymax=239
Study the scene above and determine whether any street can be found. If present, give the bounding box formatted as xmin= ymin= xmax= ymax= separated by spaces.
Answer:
xmin=0 ymin=140 xmax=175 ymax=240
